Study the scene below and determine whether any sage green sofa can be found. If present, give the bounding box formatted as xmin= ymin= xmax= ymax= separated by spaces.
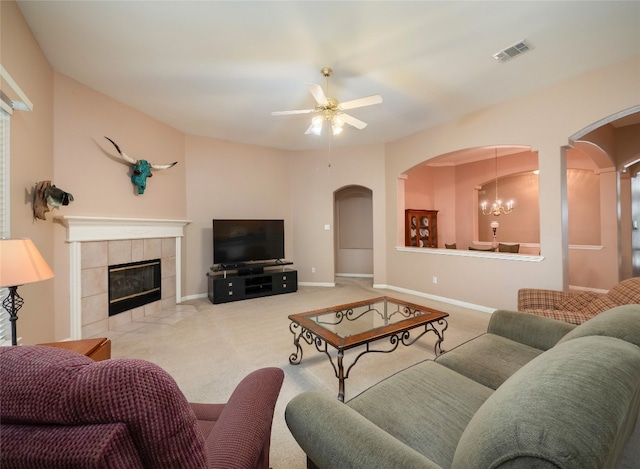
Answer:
xmin=285 ymin=305 xmax=640 ymax=469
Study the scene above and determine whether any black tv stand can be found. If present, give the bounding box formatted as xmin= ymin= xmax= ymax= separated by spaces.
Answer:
xmin=237 ymin=266 xmax=264 ymax=276
xmin=207 ymin=261 xmax=297 ymax=304
xmin=220 ymin=262 xmax=247 ymax=270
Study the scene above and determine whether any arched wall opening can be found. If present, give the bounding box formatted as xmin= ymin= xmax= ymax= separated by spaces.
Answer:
xmin=399 ymin=145 xmax=540 ymax=254
xmin=568 ymin=105 xmax=640 ymax=288
xmin=334 ymin=185 xmax=374 ymax=277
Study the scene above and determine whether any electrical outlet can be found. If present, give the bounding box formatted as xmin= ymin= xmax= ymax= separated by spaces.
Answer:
xmin=432 ymin=276 xmax=438 ymax=284
xmin=312 ymin=267 xmax=316 ymax=273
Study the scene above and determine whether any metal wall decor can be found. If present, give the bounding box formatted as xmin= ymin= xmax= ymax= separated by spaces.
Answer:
xmin=104 ymin=137 xmax=177 ymax=195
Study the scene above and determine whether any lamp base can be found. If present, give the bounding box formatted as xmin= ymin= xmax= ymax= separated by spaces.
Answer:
xmin=2 ymin=286 xmax=23 ymax=346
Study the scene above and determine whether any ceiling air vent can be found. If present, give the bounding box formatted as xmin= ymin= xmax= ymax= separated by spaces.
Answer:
xmin=493 ymin=40 xmax=534 ymax=63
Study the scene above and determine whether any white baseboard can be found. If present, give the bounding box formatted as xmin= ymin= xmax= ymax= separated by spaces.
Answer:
xmin=375 ymin=284 xmax=494 ymax=314
xmin=569 ymin=285 xmax=608 ymax=294
xmin=181 ymin=293 xmax=208 ymax=302
xmin=298 ymin=282 xmax=335 ymax=287
xmin=183 ymin=282 xmax=492 ymax=312
xmin=335 ymin=273 xmax=374 ymax=278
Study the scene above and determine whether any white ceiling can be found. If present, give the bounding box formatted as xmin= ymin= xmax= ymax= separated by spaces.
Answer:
xmin=16 ymin=1 xmax=640 ymax=152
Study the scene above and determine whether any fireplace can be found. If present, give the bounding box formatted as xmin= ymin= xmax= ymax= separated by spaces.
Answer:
xmin=56 ymin=216 xmax=190 ymax=339
xmin=109 ymin=259 xmax=161 ymax=316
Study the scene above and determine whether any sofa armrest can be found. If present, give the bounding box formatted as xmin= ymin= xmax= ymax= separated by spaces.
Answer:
xmin=517 ymin=288 xmax=573 ymax=311
xmin=488 ymin=310 xmax=576 ymax=351
xmin=285 ymin=391 xmax=443 ymax=469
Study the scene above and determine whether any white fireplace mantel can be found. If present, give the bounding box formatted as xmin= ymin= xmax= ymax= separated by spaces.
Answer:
xmin=55 ymin=216 xmax=191 ymax=242
xmin=55 ymin=216 xmax=191 ymax=339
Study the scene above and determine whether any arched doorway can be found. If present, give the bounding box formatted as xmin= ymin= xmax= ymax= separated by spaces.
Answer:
xmin=569 ymin=106 xmax=640 ymax=287
xmin=334 ymin=185 xmax=373 ymax=278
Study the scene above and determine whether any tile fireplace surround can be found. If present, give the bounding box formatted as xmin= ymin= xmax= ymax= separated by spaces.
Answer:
xmin=56 ymin=216 xmax=190 ymax=339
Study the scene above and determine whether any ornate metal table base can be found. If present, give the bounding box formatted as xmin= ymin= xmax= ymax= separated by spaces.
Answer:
xmin=288 ymin=297 xmax=449 ymax=402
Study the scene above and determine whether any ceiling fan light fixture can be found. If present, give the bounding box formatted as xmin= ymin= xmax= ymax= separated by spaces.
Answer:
xmin=311 ymin=116 xmax=323 ymax=135
xmin=271 ymin=67 xmax=382 ymax=137
xmin=331 ymin=113 xmax=345 ymax=135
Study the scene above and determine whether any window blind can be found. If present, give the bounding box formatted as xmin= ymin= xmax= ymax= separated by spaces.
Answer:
xmin=0 ymin=108 xmax=11 ymax=344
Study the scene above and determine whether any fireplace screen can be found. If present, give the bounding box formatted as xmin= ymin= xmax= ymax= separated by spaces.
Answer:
xmin=108 ymin=259 xmax=161 ymax=316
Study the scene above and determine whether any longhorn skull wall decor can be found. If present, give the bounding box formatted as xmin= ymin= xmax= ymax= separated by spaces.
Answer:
xmin=104 ymin=137 xmax=177 ymax=194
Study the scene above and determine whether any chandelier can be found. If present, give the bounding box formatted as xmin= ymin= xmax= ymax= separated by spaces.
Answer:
xmin=481 ymin=149 xmax=514 ymax=216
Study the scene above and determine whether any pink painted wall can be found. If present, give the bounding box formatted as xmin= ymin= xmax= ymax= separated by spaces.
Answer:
xmin=386 ymin=57 xmax=639 ymax=308
xmin=52 ymin=73 xmax=186 ymax=219
xmin=1 ymin=1 xmax=56 ymax=344
xmin=290 ymin=144 xmax=386 ymax=286
xmin=51 ymin=73 xmax=187 ymax=339
xmin=184 ymin=135 xmax=292 ymax=297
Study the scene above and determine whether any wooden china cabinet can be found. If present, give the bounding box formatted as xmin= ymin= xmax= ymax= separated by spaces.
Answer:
xmin=405 ymin=209 xmax=438 ymax=248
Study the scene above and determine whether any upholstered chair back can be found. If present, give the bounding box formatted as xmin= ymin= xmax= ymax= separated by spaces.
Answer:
xmin=1 ymin=346 xmax=207 ymax=468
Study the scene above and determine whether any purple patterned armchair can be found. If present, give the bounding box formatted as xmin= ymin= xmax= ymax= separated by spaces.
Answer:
xmin=0 ymin=346 xmax=284 ymax=469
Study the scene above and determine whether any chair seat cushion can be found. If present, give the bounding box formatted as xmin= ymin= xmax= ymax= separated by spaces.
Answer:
xmin=524 ymin=308 xmax=593 ymax=325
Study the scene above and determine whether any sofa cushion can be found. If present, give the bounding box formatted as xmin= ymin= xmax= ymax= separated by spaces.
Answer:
xmin=452 ymin=336 xmax=640 ymax=469
xmin=555 ymin=290 xmax=599 ymax=311
xmin=487 ymin=310 xmax=576 ymax=350
xmin=607 ymin=277 xmax=640 ymax=304
xmin=347 ymin=360 xmax=493 ymax=469
xmin=286 ymin=391 xmax=441 ymax=469
xmin=557 ymin=304 xmax=640 ymax=348
xmin=435 ymin=333 xmax=543 ymax=389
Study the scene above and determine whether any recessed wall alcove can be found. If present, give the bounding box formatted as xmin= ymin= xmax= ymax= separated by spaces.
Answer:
xmin=55 ymin=216 xmax=190 ymax=339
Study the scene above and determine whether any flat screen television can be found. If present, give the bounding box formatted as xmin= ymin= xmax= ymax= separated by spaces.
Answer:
xmin=213 ymin=219 xmax=285 ymax=265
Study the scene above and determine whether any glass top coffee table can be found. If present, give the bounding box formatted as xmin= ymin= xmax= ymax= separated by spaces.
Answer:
xmin=288 ymin=296 xmax=448 ymax=401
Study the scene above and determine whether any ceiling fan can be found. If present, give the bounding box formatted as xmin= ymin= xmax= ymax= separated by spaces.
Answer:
xmin=271 ymin=67 xmax=383 ymax=136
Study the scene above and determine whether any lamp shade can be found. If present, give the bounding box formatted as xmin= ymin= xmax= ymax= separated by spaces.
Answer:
xmin=0 ymin=238 xmax=54 ymax=288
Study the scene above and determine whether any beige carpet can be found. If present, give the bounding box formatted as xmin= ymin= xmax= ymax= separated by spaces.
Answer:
xmin=107 ymin=278 xmax=640 ymax=469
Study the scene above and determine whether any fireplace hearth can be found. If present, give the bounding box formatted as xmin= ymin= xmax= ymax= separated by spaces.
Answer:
xmin=108 ymin=259 xmax=161 ymax=316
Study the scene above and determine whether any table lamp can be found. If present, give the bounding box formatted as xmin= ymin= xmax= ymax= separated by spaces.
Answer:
xmin=0 ymin=238 xmax=54 ymax=345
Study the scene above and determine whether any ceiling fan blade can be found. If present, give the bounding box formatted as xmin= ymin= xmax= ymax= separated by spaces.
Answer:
xmin=307 ymin=83 xmax=328 ymax=106
xmin=339 ymin=94 xmax=383 ymax=111
xmin=342 ymin=113 xmax=368 ymax=130
xmin=304 ymin=123 xmax=316 ymax=135
xmin=271 ymin=109 xmax=313 ymax=116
